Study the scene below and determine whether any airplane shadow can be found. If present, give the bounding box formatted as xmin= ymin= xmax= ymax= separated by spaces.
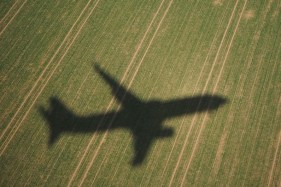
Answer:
xmin=39 ymin=64 xmax=228 ymax=166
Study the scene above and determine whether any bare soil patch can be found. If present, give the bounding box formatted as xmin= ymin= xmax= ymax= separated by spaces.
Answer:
xmin=213 ymin=0 xmax=223 ymax=6
xmin=243 ymin=9 xmax=255 ymax=20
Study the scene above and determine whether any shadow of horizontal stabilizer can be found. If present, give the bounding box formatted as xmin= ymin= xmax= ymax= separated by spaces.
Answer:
xmin=39 ymin=64 xmax=228 ymax=166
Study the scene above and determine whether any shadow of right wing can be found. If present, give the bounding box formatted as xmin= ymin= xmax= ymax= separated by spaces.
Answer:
xmin=131 ymin=132 xmax=153 ymax=166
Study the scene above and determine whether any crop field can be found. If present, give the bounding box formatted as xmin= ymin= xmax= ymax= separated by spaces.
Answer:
xmin=0 ymin=0 xmax=280 ymax=186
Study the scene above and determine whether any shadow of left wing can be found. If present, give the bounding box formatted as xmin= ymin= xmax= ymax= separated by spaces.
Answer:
xmin=94 ymin=65 xmax=141 ymax=107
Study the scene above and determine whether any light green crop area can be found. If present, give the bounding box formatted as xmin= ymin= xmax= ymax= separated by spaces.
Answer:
xmin=0 ymin=0 xmax=280 ymax=186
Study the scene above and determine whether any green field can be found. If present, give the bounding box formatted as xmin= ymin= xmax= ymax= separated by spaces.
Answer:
xmin=0 ymin=0 xmax=280 ymax=186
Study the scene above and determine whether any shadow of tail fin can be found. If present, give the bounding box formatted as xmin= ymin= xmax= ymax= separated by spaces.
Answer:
xmin=38 ymin=107 xmax=59 ymax=146
xmin=38 ymin=97 xmax=74 ymax=146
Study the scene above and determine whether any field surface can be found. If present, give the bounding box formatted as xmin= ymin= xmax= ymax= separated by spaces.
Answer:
xmin=0 ymin=0 xmax=280 ymax=186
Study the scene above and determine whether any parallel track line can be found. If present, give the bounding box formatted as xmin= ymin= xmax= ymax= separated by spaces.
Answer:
xmin=76 ymin=1 xmax=174 ymax=186
xmin=180 ymin=1 xmax=247 ymax=186
xmin=0 ymin=0 xmax=95 ymax=142
xmin=0 ymin=0 xmax=101 ymax=155
xmin=207 ymin=1 xmax=271 ymax=182
xmin=0 ymin=0 xmax=19 ymax=25
xmin=168 ymin=1 xmax=241 ymax=185
xmin=241 ymin=33 xmax=281 ymax=187
xmin=267 ymin=130 xmax=281 ymax=187
xmin=159 ymin=1 xmax=232 ymax=183
xmin=67 ymin=0 xmax=168 ymax=185
xmin=0 ymin=0 xmax=27 ymax=37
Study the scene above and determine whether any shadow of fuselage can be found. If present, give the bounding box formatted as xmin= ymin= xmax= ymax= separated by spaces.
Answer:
xmin=39 ymin=65 xmax=227 ymax=166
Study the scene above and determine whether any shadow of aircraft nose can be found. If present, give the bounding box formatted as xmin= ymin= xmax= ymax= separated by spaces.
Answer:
xmin=206 ymin=95 xmax=228 ymax=110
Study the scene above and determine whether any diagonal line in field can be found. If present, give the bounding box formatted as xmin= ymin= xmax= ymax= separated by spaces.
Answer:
xmin=66 ymin=0 xmax=169 ymax=186
xmin=208 ymin=11 xmax=265 ymax=185
xmin=159 ymin=25 xmax=220 ymax=185
xmin=189 ymin=4 xmax=246 ymax=185
xmin=110 ymin=48 xmax=171 ymax=183
xmin=226 ymin=56 xmax=266 ymax=186
xmin=206 ymin=44 xmax=250 ymax=184
xmin=75 ymin=1 xmax=174 ymax=186
xmin=0 ymin=0 xmax=27 ymax=37
xmin=122 ymin=38 xmax=176 ymax=184
xmin=226 ymin=40 xmax=268 ymax=187
xmin=0 ymin=92 xmax=7 ymax=105
xmin=0 ymin=0 xmax=101 ymax=155
xmin=240 ymin=45 xmax=281 ymax=187
xmin=0 ymin=0 xmax=95 ymax=142
xmin=267 ymin=130 xmax=281 ymax=187
xmin=81 ymin=0 xmax=174 ymax=184
xmin=108 ymin=137 xmax=131 ymax=184
xmin=167 ymin=1 xmax=241 ymax=186
xmin=101 ymin=2 xmax=163 ymax=178
xmin=128 ymin=65 xmax=168 ymax=185
xmin=126 ymin=0 xmax=174 ymax=90
xmin=138 ymin=72 xmax=166 ymax=186
xmin=179 ymin=1 xmax=248 ymax=186
xmin=0 ymin=36 xmax=21 ymax=64
xmin=142 ymin=1 xmax=209 ymax=183
xmin=159 ymin=1 xmax=233 ymax=183
xmin=0 ymin=41 xmax=31 ymax=84
xmin=9 ymin=56 xmax=96 ymax=185
xmin=41 ymin=70 xmax=94 ymax=185
xmin=207 ymin=0 xmax=277 ymax=183
xmin=241 ymin=34 xmax=281 ymax=187
xmin=236 ymin=1 xmax=277 ymax=184
xmin=102 ymin=32 xmax=168 ymax=186
xmin=69 ymin=2 xmax=172 ymax=182
xmin=2 ymin=0 xmax=49 ymax=80
xmin=225 ymin=1 xmax=277 ymax=185
xmin=42 ymin=67 xmax=107 ymax=186
xmin=0 ymin=0 xmax=19 ymax=25
xmin=40 ymin=8 xmax=127 ymax=182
